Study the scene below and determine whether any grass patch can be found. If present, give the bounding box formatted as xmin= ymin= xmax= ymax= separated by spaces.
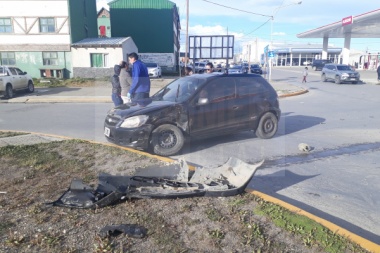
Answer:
xmin=0 ymin=131 xmax=29 ymax=138
xmin=253 ymin=196 xmax=370 ymax=253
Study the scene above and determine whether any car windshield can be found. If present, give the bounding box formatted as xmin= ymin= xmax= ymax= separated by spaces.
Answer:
xmin=151 ymin=77 xmax=206 ymax=103
xmin=145 ymin=63 xmax=158 ymax=68
xmin=337 ymin=65 xmax=352 ymax=71
xmin=251 ymin=64 xmax=259 ymax=68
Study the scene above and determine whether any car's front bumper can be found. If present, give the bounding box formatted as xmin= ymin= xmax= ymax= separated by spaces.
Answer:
xmin=104 ymin=121 xmax=154 ymax=150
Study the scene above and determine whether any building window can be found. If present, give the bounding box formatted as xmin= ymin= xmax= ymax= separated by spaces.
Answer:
xmin=0 ymin=52 xmax=16 ymax=65
xmin=43 ymin=52 xmax=58 ymax=65
xmin=0 ymin=18 xmax=12 ymax=33
xmin=91 ymin=53 xmax=108 ymax=67
xmin=39 ymin=18 xmax=55 ymax=33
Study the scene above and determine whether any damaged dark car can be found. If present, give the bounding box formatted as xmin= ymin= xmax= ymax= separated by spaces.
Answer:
xmin=104 ymin=73 xmax=281 ymax=156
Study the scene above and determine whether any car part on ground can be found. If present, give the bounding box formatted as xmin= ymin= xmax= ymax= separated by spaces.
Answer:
xmin=48 ymin=157 xmax=264 ymax=209
xmin=99 ymin=224 xmax=147 ymax=239
xmin=321 ymin=63 xmax=360 ymax=84
xmin=104 ymin=73 xmax=281 ymax=156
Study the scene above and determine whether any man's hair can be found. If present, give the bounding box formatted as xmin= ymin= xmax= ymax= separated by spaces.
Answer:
xmin=206 ymin=62 xmax=214 ymax=68
xmin=128 ymin=52 xmax=138 ymax=60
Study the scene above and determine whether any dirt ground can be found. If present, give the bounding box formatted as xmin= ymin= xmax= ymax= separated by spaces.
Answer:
xmin=0 ymin=140 xmax=364 ymax=253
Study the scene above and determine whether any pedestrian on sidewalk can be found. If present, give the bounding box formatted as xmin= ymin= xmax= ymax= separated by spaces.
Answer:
xmin=111 ymin=64 xmax=123 ymax=106
xmin=377 ymin=64 xmax=380 ymax=81
xmin=302 ymin=67 xmax=308 ymax=83
xmin=127 ymin=52 xmax=150 ymax=100
xmin=119 ymin=61 xmax=132 ymax=103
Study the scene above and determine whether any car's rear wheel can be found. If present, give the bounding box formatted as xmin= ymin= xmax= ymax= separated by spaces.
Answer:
xmin=255 ymin=112 xmax=278 ymax=139
xmin=321 ymin=74 xmax=327 ymax=82
xmin=335 ymin=76 xmax=341 ymax=84
xmin=5 ymin=84 xmax=13 ymax=99
xmin=151 ymin=124 xmax=184 ymax=156
xmin=27 ymin=81 xmax=34 ymax=93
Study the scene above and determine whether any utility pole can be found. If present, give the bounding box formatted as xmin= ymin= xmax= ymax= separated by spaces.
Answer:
xmin=185 ymin=0 xmax=189 ymax=68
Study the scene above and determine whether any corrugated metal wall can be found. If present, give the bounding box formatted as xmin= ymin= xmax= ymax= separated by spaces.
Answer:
xmin=109 ymin=0 xmax=177 ymax=53
xmin=68 ymin=0 xmax=98 ymax=43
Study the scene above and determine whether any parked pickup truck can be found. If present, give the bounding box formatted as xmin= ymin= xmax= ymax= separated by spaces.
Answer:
xmin=0 ymin=66 xmax=34 ymax=98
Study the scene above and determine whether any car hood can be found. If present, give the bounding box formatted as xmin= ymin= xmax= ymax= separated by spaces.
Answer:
xmin=109 ymin=99 xmax=176 ymax=118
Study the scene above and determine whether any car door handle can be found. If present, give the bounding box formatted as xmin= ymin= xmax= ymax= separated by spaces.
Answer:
xmin=232 ymin=105 xmax=239 ymax=110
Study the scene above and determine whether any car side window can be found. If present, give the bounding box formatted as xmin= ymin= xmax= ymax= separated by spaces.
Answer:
xmin=236 ymin=77 xmax=264 ymax=97
xmin=205 ymin=78 xmax=236 ymax=103
xmin=15 ymin=68 xmax=24 ymax=75
xmin=9 ymin=68 xmax=17 ymax=75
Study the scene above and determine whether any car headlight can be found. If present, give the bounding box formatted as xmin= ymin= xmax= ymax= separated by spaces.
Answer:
xmin=120 ymin=115 xmax=149 ymax=128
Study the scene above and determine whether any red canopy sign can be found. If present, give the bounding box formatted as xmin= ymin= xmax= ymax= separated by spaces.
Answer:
xmin=342 ymin=16 xmax=353 ymax=26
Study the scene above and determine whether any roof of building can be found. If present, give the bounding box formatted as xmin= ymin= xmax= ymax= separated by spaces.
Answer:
xmin=297 ymin=9 xmax=380 ymax=38
xmin=71 ymin=37 xmax=131 ymax=48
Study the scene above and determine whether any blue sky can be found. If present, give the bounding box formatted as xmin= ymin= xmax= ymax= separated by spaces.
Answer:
xmin=96 ymin=0 xmax=380 ymax=53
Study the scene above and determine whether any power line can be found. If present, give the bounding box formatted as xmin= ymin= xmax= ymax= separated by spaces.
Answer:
xmin=201 ymin=0 xmax=272 ymax=18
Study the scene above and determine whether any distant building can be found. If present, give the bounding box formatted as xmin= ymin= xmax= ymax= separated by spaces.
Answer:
xmin=108 ymin=0 xmax=181 ymax=73
xmin=97 ymin=7 xmax=111 ymax=38
xmin=0 ymin=0 xmax=98 ymax=78
xmin=71 ymin=37 xmax=137 ymax=78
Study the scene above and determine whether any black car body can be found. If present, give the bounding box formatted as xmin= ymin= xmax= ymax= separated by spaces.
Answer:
xmin=311 ymin=59 xmax=332 ymax=71
xmin=104 ymin=73 xmax=281 ymax=156
xmin=250 ymin=64 xmax=263 ymax=74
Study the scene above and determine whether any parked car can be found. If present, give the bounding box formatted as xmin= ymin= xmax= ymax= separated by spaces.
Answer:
xmin=0 ymin=66 xmax=34 ymax=98
xmin=312 ymin=59 xmax=332 ymax=71
xmin=321 ymin=63 xmax=360 ymax=84
xmin=145 ymin=63 xmax=162 ymax=78
xmin=104 ymin=73 xmax=281 ymax=156
xmin=227 ymin=65 xmax=245 ymax=74
xmin=250 ymin=64 xmax=263 ymax=74
xmin=303 ymin=61 xmax=312 ymax=66
xmin=194 ymin=62 xmax=207 ymax=73
xmin=215 ymin=64 xmax=223 ymax=72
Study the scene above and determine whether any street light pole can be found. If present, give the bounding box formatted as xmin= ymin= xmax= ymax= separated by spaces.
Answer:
xmin=268 ymin=1 xmax=302 ymax=81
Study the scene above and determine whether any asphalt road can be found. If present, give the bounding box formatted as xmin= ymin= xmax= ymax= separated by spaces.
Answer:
xmin=1 ymin=68 xmax=380 ymax=249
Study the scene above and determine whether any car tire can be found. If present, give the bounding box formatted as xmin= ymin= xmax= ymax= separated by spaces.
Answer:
xmin=5 ymin=84 xmax=13 ymax=99
xmin=151 ymin=124 xmax=184 ymax=156
xmin=27 ymin=81 xmax=34 ymax=93
xmin=321 ymin=74 xmax=327 ymax=82
xmin=255 ymin=112 xmax=278 ymax=139
xmin=335 ymin=76 xmax=341 ymax=84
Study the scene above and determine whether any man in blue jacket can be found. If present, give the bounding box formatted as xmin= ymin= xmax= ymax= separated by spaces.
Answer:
xmin=127 ymin=52 xmax=151 ymax=99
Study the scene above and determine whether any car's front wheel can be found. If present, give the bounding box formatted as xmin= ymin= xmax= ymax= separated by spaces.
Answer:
xmin=335 ymin=76 xmax=341 ymax=84
xmin=151 ymin=124 xmax=184 ymax=156
xmin=5 ymin=84 xmax=13 ymax=99
xmin=27 ymin=81 xmax=34 ymax=93
xmin=255 ymin=112 xmax=278 ymax=139
xmin=321 ymin=74 xmax=327 ymax=82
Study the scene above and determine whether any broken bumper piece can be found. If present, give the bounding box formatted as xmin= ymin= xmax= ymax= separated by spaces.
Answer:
xmin=49 ymin=157 xmax=264 ymax=209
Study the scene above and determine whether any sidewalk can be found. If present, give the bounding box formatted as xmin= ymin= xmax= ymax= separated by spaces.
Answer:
xmin=0 ymin=76 xmax=307 ymax=104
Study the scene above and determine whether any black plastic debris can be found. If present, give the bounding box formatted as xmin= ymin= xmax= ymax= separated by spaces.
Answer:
xmin=48 ymin=157 xmax=264 ymax=209
xmin=99 ymin=224 xmax=147 ymax=238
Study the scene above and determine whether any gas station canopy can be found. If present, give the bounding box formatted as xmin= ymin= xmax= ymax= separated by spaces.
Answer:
xmin=296 ymin=9 xmax=380 ymax=64
xmin=297 ymin=9 xmax=380 ymax=39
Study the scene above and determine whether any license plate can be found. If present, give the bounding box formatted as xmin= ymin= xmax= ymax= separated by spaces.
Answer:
xmin=104 ymin=127 xmax=110 ymax=137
